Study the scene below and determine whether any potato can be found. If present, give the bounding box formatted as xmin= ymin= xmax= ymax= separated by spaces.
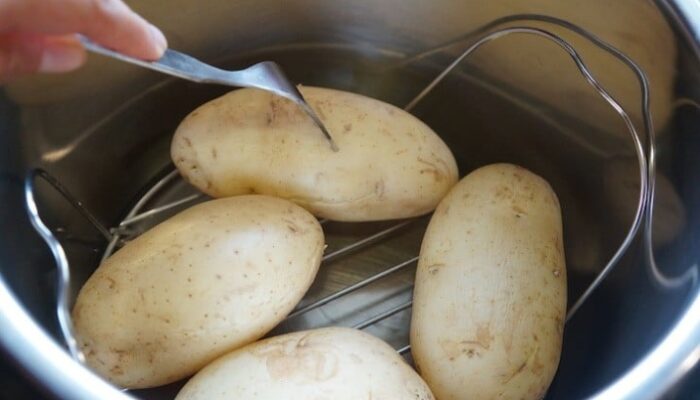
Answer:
xmin=411 ymin=164 xmax=566 ymax=400
xmin=175 ymin=327 xmax=434 ymax=400
xmin=72 ymin=195 xmax=324 ymax=388
xmin=171 ymin=86 xmax=458 ymax=221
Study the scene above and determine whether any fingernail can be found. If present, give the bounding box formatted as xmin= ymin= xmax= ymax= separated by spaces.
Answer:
xmin=39 ymin=43 xmax=85 ymax=73
xmin=148 ymin=24 xmax=168 ymax=57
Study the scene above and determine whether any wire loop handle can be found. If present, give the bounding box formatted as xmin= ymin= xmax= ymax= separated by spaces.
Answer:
xmin=24 ymin=169 xmax=89 ymax=363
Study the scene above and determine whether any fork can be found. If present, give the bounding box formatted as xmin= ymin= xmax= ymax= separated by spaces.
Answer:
xmin=79 ymin=36 xmax=338 ymax=151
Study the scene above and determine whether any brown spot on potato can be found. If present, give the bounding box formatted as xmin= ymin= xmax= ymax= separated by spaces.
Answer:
xmin=344 ymin=123 xmax=352 ymax=133
xmin=503 ymin=345 xmax=541 ymax=384
xmin=494 ymin=185 xmax=513 ymax=199
xmin=502 ymin=361 xmax=528 ymax=384
xmin=257 ymin=336 xmax=340 ymax=382
xmin=441 ymin=205 xmax=450 ymax=216
xmin=374 ymin=180 xmax=385 ymax=198
xmin=417 ymin=157 xmax=445 ymax=182
xmin=267 ymin=98 xmax=278 ymax=125
xmin=440 ymin=335 xmax=491 ymax=361
xmin=282 ymin=218 xmax=304 ymax=234
xmin=512 ymin=204 xmax=528 ymax=216
xmin=476 ymin=325 xmax=493 ymax=350
xmin=211 ymin=148 xmax=217 ymax=159
xmin=531 ymin=357 xmax=545 ymax=376
xmin=110 ymin=365 xmax=124 ymax=376
xmin=426 ymin=263 xmax=445 ymax=275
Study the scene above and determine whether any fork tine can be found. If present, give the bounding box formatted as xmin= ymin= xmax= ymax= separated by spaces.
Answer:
xmin=245 ymin=62 xmax=339 ymax=151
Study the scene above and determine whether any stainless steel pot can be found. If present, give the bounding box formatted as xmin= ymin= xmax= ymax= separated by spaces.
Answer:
xmin=1 ymin=1 xmax=699 ymax=399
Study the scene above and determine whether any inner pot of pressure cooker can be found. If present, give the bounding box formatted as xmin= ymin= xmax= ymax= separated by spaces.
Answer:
xmin=2 ymin=0 xmax=699 ymax=399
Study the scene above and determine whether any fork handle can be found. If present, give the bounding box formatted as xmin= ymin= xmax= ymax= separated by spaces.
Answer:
xmin=78 ymin=36 xmax=231 ymax=84
xmin=79 ymin=36 xmax=338 ymax=151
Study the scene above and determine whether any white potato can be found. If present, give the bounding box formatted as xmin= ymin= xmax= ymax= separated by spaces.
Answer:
xmin=72 ymin=195 xmax=324 ymax=388
xmin=171 ymin=86 xmax=458 ymax=221
xmin=411 ymin=164 xmax=566 ymax=400
xmin=176 ymin=327 xmax=434 ymax=400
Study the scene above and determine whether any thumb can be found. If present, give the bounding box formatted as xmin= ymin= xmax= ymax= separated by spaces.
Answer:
xmin=0 ymin=33 xmax=85 ymax=81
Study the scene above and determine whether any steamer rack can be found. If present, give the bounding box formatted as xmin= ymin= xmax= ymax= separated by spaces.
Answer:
xmin=25 ymin=15 xmax=679 ymax=398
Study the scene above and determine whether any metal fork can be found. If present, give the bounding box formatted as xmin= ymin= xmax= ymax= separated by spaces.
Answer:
xmin=80 ymin=36 xmax=338 ymax=151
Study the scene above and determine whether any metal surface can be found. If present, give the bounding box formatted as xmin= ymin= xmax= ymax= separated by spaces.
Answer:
xmin=80 ymin=37 xmax=338 ymax=151
xmin=590 ymin=292 xmax=700 ymax=400
xmin=0 ymin=1 xmax=699 ymax=399
xmin=0 ymin=275 xmax=131 ymax=400
xmin=661 ymin=0 xmax=700 ymax=60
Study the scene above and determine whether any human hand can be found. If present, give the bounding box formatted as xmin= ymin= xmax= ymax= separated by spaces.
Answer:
xmin=0 ymin=0 xmax=167 ymax=81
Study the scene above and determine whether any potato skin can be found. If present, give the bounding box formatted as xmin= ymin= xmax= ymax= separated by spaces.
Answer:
xmin=171 ymin=86 xmax=458 ymax=222
xmin=72 ymin=195 xmax=324 ymax=388
xmin=410 ymin=164 xmax=566 ymax=400
xmin=176 ymin=327 xmax=434 ymax=400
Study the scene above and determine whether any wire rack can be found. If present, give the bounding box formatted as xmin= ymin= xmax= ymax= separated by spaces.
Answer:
xmin=24 ymin=15 xmax=659 ymax=383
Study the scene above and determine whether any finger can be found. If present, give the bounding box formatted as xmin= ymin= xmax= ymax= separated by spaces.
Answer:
xmin=0 ymin=0 xmax=166 ymax=60
xmin=0 ymin=32 xmax=85 ymax=81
